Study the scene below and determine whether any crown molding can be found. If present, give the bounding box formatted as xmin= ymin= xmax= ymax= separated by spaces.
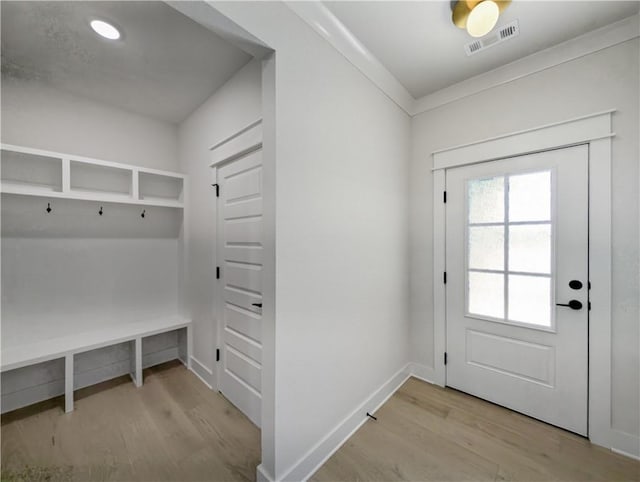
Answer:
xmin=412 ymin=13 xmax=640 ymax=116
xmin=281 ymin=5 xmax=637 ymax=119
xmin=285 ymin=1 xmax=415 ymax=115
xmin=167 ymin=1 xmax=273 ymax=59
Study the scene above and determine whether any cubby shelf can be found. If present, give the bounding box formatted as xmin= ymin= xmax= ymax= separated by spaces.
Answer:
xmin=1 ymin=144 xmax=186 ymax=209
xmin=1 ymin=315 xmax=192 ymax=413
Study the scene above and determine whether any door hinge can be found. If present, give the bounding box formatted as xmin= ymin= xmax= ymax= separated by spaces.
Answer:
xmin=588 ymin=301 xmax=591 ymax=311
xmin=211 ymin=183 xmax=219 ymax=197
xmin=216 ymin=348 xmax=220 ymax=362
xmin=444 ymin=352 xmax=448 ymax=365
xmin=443 ymin=272 xmax=447 ymax=284
xmin=443 ymin=191 xmax=447 ymax=203
xmin=216 ymin=266 xmax=220 ymax=279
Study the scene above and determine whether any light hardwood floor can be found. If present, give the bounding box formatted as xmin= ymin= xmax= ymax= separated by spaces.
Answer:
xmin=312 ymin=377 xmax=640 ymax=482
xmin=1 ymin=360 xmax=260 ymax=482
xmin=3 ymin=368 xmax=639 ymax=482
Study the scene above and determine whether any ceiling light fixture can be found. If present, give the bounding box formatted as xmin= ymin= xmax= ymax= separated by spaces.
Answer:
xmin=90 ymin=19 xmax=121 ymax=40
xmin=452 ymin=0 xmax=511 ymax=38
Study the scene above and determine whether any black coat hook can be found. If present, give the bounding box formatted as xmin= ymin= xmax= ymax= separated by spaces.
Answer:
xmin=46 ymin=202 xmax=52 ymax=213
xmin=141 ymin=210 xmax=146 ymax=219
xmin=99 ymin=206 xmax=103 ymax=216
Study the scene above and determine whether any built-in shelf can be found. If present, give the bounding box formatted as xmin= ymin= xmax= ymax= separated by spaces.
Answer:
xmin=1 ymin=144 xmax=186 ymax=209
xmin=139 ymin=171 xmax=184 ymax=205
xmin=1 ymin=314 xmax=192 ymax=413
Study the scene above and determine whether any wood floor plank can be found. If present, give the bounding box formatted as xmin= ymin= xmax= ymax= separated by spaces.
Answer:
xmin=313 ymin=377 xmax=640 ymax=482
xmin=1 ymin=361 xmax=261 ymax=482
xmin=3 ymin=369 xmax=638 ymax=482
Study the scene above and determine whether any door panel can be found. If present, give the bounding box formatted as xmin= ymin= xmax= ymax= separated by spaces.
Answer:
xmin=225 ymin=305 xmax=261 ymax=343
xmin=225 ymin=218 xmax=262 ymax=245
xmin=226 ymin=347 xmax=261 ymax=392
xmin=465 ymin=330 xmax=555 ymax=387
xmin=446 ymin=145 xmax=588 ymax=435
xmin=216 ymin=149 xmax=263 ymax=427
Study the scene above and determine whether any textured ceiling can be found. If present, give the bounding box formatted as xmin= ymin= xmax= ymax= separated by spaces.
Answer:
xmin=1 ymin=1 xmax=252 ymax=123
xmin=325 ymin=1 xmax=640 ymax=99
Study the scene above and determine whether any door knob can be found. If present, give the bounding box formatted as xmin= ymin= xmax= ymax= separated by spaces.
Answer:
xmin=556 ymin=300 xmax=582 ymax=310
xmin=252 ymin=303 xmax=262 ymax=308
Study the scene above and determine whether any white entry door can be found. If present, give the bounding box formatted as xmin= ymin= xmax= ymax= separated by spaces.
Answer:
xmin=216 ymin=148 xmax=263 ymax=427
xmin=445 ymin=145 xmax=588 ymax=435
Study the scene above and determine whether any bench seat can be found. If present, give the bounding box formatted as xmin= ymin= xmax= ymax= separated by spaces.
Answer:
xmin=1 ymin=315 xmax=192 ymax=412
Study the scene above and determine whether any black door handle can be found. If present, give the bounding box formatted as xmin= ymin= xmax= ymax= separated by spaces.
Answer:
xmin=252 ymin=303 xmax=262 ymax=308
xmin=556 ymin=300 xmax=582 ymax=310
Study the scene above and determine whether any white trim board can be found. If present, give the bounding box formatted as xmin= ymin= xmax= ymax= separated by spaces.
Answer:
xmin=280 ymin=2 xmax=638 ymax=118
xmin=209 ymin=118 xmax=264 ymax=399
xmin=408 ymin=362 xmax=436 ymax=385
xmin=209 ymin=119 xmax=262 ymax=167
xmin=256 ymin=464 xmax=275 ymax=482
xmin=285 ymin=1 xmax=414 ymax=115
xmin=166 ymin=1 xmax=273 ymax=60
xmin=431 ymin=111 xmax=615 ymax=452
xmin=432 ymin=110 xmax=615 ymax=170
xmin=611 ymin=429 xmax=640 ymax=460
xmin=189 ymin=356 xmax=214 ymax=390
xmin=265 ymin=363 xmax=438 ymax=481
xmin=413 ymin=14 xmax=639 ymax=115
xmin=280 ymin=363 xmax=412 ymax=482
xmin=273 ymin=358 xmax=638 ymax=482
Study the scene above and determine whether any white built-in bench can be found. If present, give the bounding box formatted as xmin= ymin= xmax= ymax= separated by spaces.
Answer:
xmin=1 ymin=316 xmax=192 ymax=413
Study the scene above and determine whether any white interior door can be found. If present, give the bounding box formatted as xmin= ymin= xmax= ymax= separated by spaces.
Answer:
xmin=216 ymin=149 xmax=263 ymax=427
xmin=445 ymin=145 xmax=589 ymax=435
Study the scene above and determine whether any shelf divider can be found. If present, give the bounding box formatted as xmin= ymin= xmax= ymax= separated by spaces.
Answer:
xmin=1 ymin=144 xmax=186 ymax=209
xmin=62 ymin=158 xmax=71 ymax=194
xmin=132 ymin=169 xmax=140 ymax=201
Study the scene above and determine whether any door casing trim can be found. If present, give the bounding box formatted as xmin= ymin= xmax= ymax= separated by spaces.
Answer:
xmin=432 ymin=110 xmax=614 ymax=449
xmin=209 ymin=119 xmax=263 ymax=393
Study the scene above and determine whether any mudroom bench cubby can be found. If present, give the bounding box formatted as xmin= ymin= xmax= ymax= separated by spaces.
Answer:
xmin=0 ymin=144 xmax=185 ymax=207
xmin=1 ymin=144 xmax=190 ymax=413
xmin=1 ymin=317 xmax=192 ymax=413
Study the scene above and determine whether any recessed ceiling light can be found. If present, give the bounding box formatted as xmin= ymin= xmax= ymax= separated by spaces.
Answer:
xmin=90 ymin=20 xmax=121 ymax=40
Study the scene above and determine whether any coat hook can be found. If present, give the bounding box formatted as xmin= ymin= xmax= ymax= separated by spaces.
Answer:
xmin=46 ymin=202 xmax=52 ymax=214
xmin=99 ymin=206 xmax=103 ymax=216
xmin=141 ymin=210 xmax=146 ymax=219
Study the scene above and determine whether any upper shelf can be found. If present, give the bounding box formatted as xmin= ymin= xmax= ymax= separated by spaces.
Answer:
xmin=1 ymin=144 xmax=186 ymax=208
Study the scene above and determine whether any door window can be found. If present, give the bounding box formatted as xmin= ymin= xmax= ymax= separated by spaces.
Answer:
xmin=466 ymin=170 xmax=554 ymax=329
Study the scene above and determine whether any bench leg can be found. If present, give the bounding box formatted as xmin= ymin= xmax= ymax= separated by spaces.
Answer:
xmin=187 ymin=325 xmax=193 ymax=370
xmin=65 ymin=354 xmax=74 ymax=413
xmin=135 ymin=337 xmax=143 ymax=387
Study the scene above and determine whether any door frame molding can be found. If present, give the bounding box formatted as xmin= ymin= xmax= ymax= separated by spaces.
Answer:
xmin=209 ymin=119 xmax=263 ymax=392
xmin=432 ymin=110 xmax=615 ymax=448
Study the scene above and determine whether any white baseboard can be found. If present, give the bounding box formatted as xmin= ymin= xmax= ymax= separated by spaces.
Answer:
xmin=611 ymin=429 xmax=640 ymax=460
xmin=255 ymin=361 xmax=637 ymax=480
xmin=408 ymin=362 xmax=436 ymax=385
xmin=257 ymin=464 xmax=275 ymax=482
xmin=279 ymin=363 xmax=411 ymax=482
xmin=189 ymin=356 xmax=214 ymax=389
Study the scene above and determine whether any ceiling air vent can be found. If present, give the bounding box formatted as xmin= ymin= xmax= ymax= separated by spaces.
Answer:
xmin=464 ymin=19 xmax=520 ymax=56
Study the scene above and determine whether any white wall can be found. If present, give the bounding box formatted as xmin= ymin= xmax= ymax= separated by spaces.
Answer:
xmin=197 ymin=3 xmax=412 ymax=480
xmin=1 ymin=77 xmax=179 ymax=171
xmin=410 ymin=39 xmax=639 ymax=441
xmin=177 ymin=59 xmax=262 ymax=384
xmin=1 ymin=76 xmax=184 ymax=410
xmin=1 ymin=77 xmax=184 ymax=332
